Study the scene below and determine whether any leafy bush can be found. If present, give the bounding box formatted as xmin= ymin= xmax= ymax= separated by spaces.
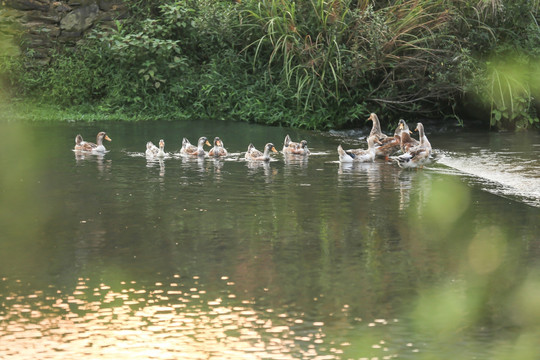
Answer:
xmin=2 ymin=0 xmax=540 ymax=129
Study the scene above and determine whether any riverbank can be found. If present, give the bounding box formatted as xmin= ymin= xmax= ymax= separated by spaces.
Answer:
xmin=0 ymin=100 xmax=187 ymax=122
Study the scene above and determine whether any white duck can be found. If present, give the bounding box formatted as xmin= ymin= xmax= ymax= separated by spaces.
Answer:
xmin=146 ymin=141 xmax=159 ymax=157
xmin=147 ymin=139 xmax=166 ymax=158
xmin=337 ymin=136 xmax=380 ymax=163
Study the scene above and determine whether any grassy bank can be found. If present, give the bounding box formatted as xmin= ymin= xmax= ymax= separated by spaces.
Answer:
xmin=1 ymin=0 xmax=540 ymax=130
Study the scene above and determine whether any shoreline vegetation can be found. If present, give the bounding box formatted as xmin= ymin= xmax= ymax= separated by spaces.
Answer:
xmin=1 ymin=0 xmax=539 ymax=131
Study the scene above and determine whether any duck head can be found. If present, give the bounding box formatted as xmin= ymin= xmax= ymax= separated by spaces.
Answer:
xmin=97 ymin=132 xmax=111 ymax=145
xmin=198 ymin=137 xmax=211 ymax=147
xmin=265 ymin=143 xmax=278 ymax=153
xmin=98 ymin=132 xmax=111 ymax=141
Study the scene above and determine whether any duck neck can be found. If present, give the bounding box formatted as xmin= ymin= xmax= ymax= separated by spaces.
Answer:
xmin=418 ymin=126 xmax=425 ymax=146
xmin=369 ymin=115 xmax=382 ymax=137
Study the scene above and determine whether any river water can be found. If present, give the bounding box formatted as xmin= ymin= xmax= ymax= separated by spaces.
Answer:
xmin=0 ymin=120 xmax=539 ymax=359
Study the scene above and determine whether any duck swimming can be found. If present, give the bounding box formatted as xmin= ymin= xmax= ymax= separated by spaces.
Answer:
xmin=372 ymin=118 xmax=406 ymax=159
xmin=74 ymin=134 xmax=87 ymax=151
xmin=181 ymin=137 xmax=211 ymax=157
xmin=397 ymin=119 xmax=419 ymax=153
xmin=146 ymin=141 xmax=159 ymax=157
xmin=146 ymin=139 xmax=166 ymax=158
xmin=208 ymin=137 xmax=228 ymax=157
xmin=74 ymin=132 xmax=111 ymax=153
xmin=245 ymin=143 xmax=277 ymax=162
xmin=367 ymin=113 xmax=388 ymax=143
xmin=395 ymin=122 xmax=432 ymax=168
xmin=282 ymin=135 xmax=310 ymax=156
xmin=338 ymin=136 xmax=380 ymax=163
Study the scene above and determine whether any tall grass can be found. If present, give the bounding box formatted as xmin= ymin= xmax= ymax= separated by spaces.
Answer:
xmin=345 ymin=0 xmax=462 ymax=114
xmin=244 ymin=0 xmax=349 ymax=113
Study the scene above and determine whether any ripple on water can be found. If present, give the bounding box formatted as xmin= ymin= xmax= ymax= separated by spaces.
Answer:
xmin=0 ymin=273 xmax=492 ymax=359
xmin=2 ymin=276 xmax=401 ymax=360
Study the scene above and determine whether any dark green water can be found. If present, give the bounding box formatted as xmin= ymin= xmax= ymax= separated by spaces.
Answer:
xmin=1 ymin=120 xmax=539 ymax=359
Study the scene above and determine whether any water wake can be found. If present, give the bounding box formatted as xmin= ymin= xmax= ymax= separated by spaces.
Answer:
xmin=437 ymin=150 xmax=540 ymax=208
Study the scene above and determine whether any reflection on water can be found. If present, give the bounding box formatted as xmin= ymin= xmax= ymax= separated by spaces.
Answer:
xmin=74 ymin=151 xmax=112 ymax=178
xmin=1 ymin=276 xmax=350 ymax=359
xmin=1 ymin=121 xmax=539 ymax=360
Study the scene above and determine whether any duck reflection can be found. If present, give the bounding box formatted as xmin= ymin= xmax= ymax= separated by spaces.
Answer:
xmin=284 ymin=153 xmax=309 ymax=168
xmin=146 ymin=157 xmax=166 ymax=177
xmin=180 ymin=156 xmax=206 ymax=173
xmin=365 ymin=163 xmax=382 ymax=199
xmin=397 ymin=169 xmax=414 ymax=211
xmin=74 ymin=150 xmax=110 ymax=175
xmin=395 ymin=170 xmax=432 ymax=214
xmin=246 ymin=160 xmax=276 ymax=182
xmin=210 ymin=158 xmax=224 ymax=182
xmin=338 ymin=161 xmax=376 ymax=174
xmin=338 ymin=162 xmax=382 ymax=201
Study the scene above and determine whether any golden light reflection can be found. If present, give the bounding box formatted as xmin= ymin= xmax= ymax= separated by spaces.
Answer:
xmin=0 ymin=277 xmax=352 ymax=360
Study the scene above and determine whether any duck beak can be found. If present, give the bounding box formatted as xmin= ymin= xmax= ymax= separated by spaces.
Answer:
xmin=217 ymin=140 xmax=222 ymax=146
xmin=105 ymin=135 xmax=112 ymax=142
xmin=271 ymin=147 xmax=277 ymax=153
xmin=205 ymin=140 xmax=211 ymax=146
xmin=409 ymin=130 xmax=413 ymax=134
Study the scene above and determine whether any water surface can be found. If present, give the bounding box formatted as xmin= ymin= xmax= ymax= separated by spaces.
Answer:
xmin=1 ymin=120 xmax=539 ymax=359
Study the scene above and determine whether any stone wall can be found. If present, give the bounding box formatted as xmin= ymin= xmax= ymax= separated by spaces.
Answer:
xmin=1 ymin=0 xmax=129 ymax=65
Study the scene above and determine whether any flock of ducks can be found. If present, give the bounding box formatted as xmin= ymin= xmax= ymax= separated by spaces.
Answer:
xmin=73 ymin=113 xmax=433 ymax=169
xmin=337 ymin=113 xmax=432 ymax=168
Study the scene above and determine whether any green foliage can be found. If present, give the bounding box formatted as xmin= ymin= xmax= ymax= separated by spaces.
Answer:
xmin=3 ymin=0 xmax=540 ymax=129
xmin=484 ymin=57 xmax=539 ymax=130
xmin=460 ymin=0 xmax=540 ymax=129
